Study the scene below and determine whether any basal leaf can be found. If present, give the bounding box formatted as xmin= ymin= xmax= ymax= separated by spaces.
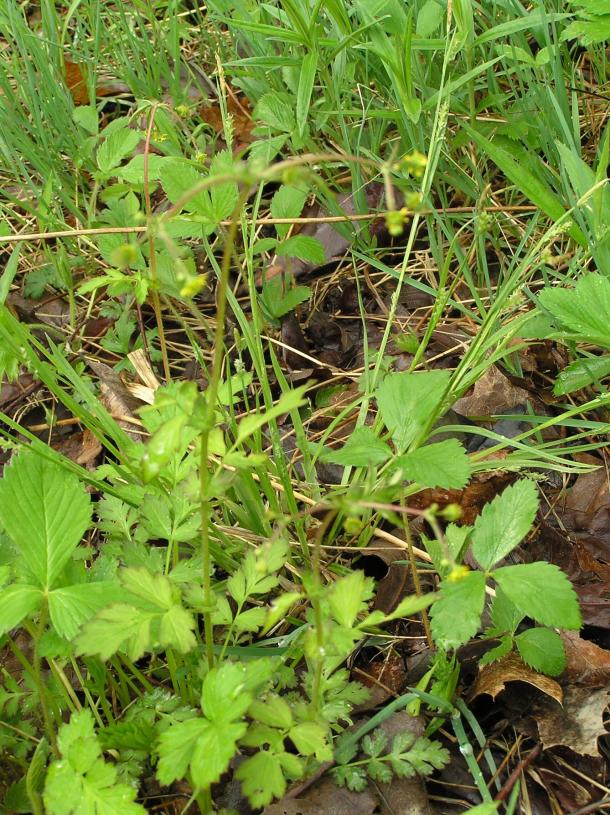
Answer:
xmin=515 ymin=627 xmax=566 ymax=676
xmin=276 ymin=235 xmax=325 ymax=264
xmin=48 ymin=583 xmax=121 ymax=640
xmin=157 ymin=717 xmax=246 ymax=789
xmin=430 ymin=570 xmax=486 ymax=649
xmin=554 ymin=355 xmax=610 ymax=395
xmin=471 ymin=479 xmax=539 ymax=571
xmin=493 ymin=562 xmax=582 ymax=630
xmin=328 ymin=570 xmax=374 ymax=628
xmin=235 ymin=750 xmax=287 ymax=808
xmin=538 ymin=274 xmax=610 ymax=345
xmin=375 ymin=370 xmax=451 ymax=451
xmin=322 ymin=426 xmax=392 ymax=467
xmin=0 ymin=584 xmax=42 ymax=637
xmin=0 ymin=452 xmax=91 ymax=589
xmin=395 ymin=438 xmax=471 ymax=488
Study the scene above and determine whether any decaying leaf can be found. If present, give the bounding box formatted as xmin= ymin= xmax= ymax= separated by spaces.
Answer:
xmin=64 ymin=59 xmax=129 ymax=105
xmin=535 ymin=686 xmax=609 ymax=756
xmin=453 ymin=364 xmax=531 ymax=416
xmin=561 ymin=631 xmax=610 ymax=688
xmin=471 ymin=652 xmax=563 ymax=704
xmin=88 ymin=360 xmax=145 ymax=442
xmin=351 ymin=649 xmax=408 ymax=710
xmin=264 ymin=184 xmax=386 ymax=283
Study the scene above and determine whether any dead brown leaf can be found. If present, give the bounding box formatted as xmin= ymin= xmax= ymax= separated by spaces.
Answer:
xmin=64 ymin=59 xmax=129 ymax=105
xmin=535 ymin=686 xmax=609 ymax=757
xmin=453 ymin=365 xmax=531 ymax=416
xmin=471 ymin=652 xmax=563 ymax=704
xmin=88 ymin=360 xmax=145 ymax=442
xmin=352 ymin=649 xmax=407 ymax=710
xmin=52 ymin=429 xmax=102 ymax=469
xmin=561 ymin=631 xmax=610 ymax=688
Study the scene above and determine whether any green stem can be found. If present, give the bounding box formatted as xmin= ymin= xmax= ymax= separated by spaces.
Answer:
xmin=199 ymin=187 xmax=252 ymax=669
xmin=309 ymin=510 xmax=336 ymax=717
xmin=30 ymin=604 xmax=58 ymax=755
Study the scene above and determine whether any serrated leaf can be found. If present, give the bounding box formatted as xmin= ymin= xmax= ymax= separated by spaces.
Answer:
xmin=235 ymin=750 xmax=287 ymax=808
xmin=249 ymin=695 xmax=293 ymax=729
xmin=201 ymin=662 xmax=253 ymax=722
xmin=276 ymin=235 xmax=325 ymax=264
xmin=44 ymin=710 xmax=146 ymax=815
xmin=430 ymin=571 xmax=486 ymax=649
xmin=538 ymin=274 xmax=610 ymax=344
xmin=0 ymin=584 xmax=42 ymax=637
xmin=493 ymin=562 xmax=582 ymax=630
xmin=515 ymin=627 xmax=566 ymax=676
xmin=471 ymin=479 xmax=539 ymax=570
xmin=270 ymin=184 xmax=308 ymax=239
xmin=395 ymin=439 xmax=471 ymax=488
xmin=376 ymin=370 xmax=451 ymax=451
xmin=116 ymin=154 xmax=168 ymax=184
xmin=159 ymin=603 xmax=197 ymax=653
xmin=254 ymin=93 xmax=295 ymax=132
xmin=48 ymin=582 xmax=121 ymax=640
xmin=156 ymin=717 xmax=246 ymax=789
xmin=322 ymin=426 xmax=391 ymax=467
xmin=0 ymin=452 xmax=92 ymax=589
xmin=554 ymin=355 xmax=610 ymax=395
xmin=490 ymin=585 xmax=524 ymax=633
xmin=478 ymin=635 xmax=514 ymax=666
xmin=328 ymin=570 xmax=374 ymax=627
xmin=159 ymin=158 xmax=211 ymax=217
xmin=289 ymin=721 xmax=328 ymax=757
xmin=97 ymin=128 xmax=141 ymax=175
xmin=75 ymin=604 xmax=152 ymax=661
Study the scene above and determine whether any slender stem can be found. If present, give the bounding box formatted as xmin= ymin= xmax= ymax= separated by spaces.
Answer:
xmin=309 ymin=510 xmax=336 ymax=716
xmin=143 ymin=102 xmax=171 ymax=382
xmin=401 ymin=502 xmax=433 ymax=648
xmin=199 ymin=187 xmax=252 ymax=668
xmin=29 ymin=604 xmax=58 ymax=755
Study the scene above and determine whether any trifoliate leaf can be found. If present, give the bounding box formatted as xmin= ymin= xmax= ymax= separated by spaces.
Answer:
xmin=321 ymin=426 xmax=392 ymax=467
xmin=156 ymin=717 xmax=246 ymax=789
xmin=0 ymin=584 xmax=42 ymax=637
xmin=471 ymin=479 xmax=539 ymax=570
xmin=493 ymin=562 xmax=582 ymax=630
xmin=430 ymin=570 xmax=486 ymax=649
xmin=0 ymin=452 xmax=91 ymax=589
xmin=235 ymin=750 xmax=287 ymax=808
xmin=44 ymin=710 xmax=146 ymax=815
xmin=394 ymin=438 xmax=471 ymax=488
xmin=515 ymin=627 xmax=566 ymax=676
xmin=376 ymin=370 xmax=451 ymax=451
xmin=288 ymin=722 xmax=329 ymax=757
xmin=328 ymin=570 xmax=374 ymax=628
xmin=538 ymin=273 xmax=610 ymax=344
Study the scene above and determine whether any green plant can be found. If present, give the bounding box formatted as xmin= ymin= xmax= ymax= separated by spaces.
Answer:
xmin=425 ymin=479 xmax=581 ymax=676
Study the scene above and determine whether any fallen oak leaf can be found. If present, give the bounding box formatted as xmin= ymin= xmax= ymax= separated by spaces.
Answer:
xmin=561 ymin=631 xmax=610 ymax=688
xmin=471 ymin=652 xmax=563 ymax=704
xmin=535 ymin=686 xmax=609 ymax=757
